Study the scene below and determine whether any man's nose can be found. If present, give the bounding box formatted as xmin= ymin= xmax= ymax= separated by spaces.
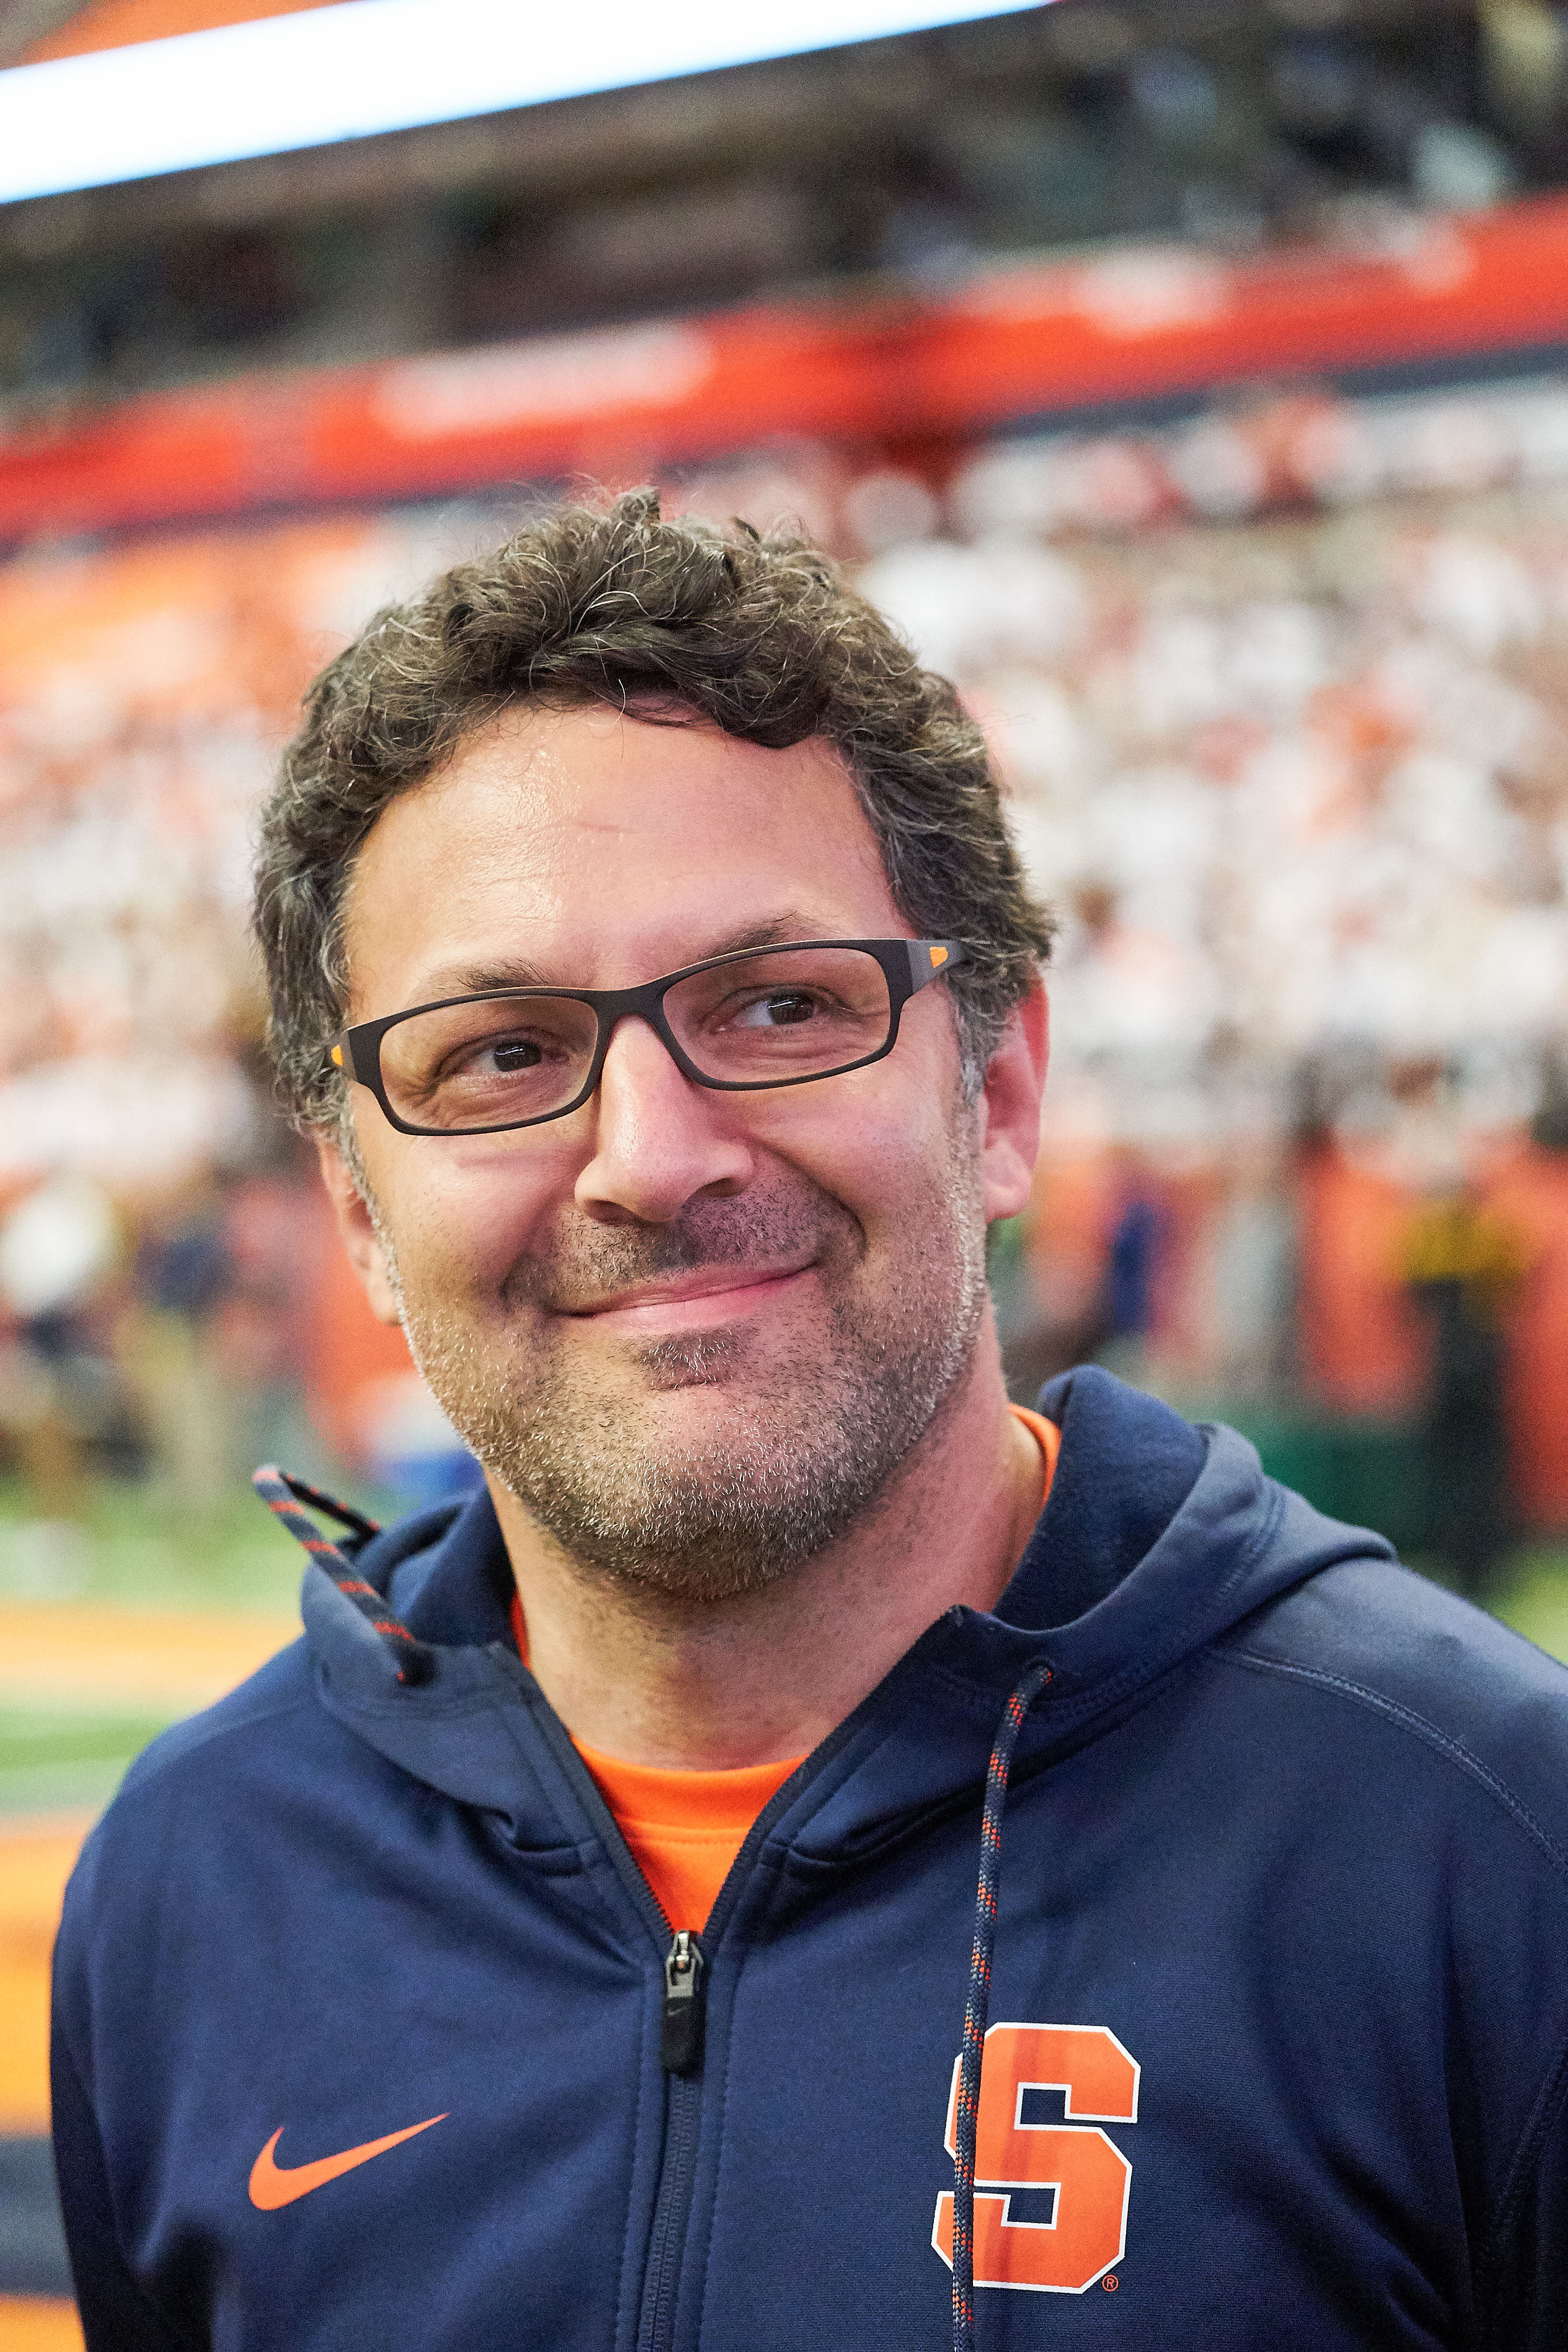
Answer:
xmin=573 ymin=1016 xmax=755 ymax=1225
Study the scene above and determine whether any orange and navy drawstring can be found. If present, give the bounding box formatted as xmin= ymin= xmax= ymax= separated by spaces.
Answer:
xmin=951 ymin=1655 xmax=1054 ymax=2352
xmin=252 ymin=1464 xmax=435 ymax=1686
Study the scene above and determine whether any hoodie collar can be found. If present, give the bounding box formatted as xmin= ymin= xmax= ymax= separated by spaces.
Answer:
xmin=297 ymin=1366 xmax=1391 ymax=1850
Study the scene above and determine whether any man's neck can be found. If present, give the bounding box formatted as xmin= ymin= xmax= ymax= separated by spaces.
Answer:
xmin=487 ymin=1351 xmax=1045 ymax=1770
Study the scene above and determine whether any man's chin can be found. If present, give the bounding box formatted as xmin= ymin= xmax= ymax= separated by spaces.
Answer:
xmin=628 ymin=1327 xmax=749 ymax=1393
xmin=497 ymin=1426 xmax=876 ymax=1603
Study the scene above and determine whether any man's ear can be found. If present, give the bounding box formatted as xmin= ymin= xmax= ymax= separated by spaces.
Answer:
xmin=977 ymin=978 xmax=1049 ymax=1227
xmin=314 ymin=1131 xmax=403 ymax=1326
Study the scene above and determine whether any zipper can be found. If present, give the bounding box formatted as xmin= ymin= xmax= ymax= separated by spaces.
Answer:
xmin=616 ymin=1774 xmax=822 ymax=2350
xmin=486 ymin=1647 xmax=817 ymax=2352
xmin=634 ymin=1935 xmax=708 ymax=2350
xmin=636 ymin=2063 xmax=702 ymax=2352
xmin=661 ymin=1930 xmax=706 ymax=2075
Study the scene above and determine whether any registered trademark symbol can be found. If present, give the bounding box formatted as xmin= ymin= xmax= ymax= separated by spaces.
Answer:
xmin=1102 ymin=2275 xmax=1119 ymax=2292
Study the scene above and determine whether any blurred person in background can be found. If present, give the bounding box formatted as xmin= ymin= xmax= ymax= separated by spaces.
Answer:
xmin=1202 ymin=1128 xmax=1298 ymax=1407
xmin=1482 ymin=1052 xmax=1568 ymax=1542
xmin=1403 ymin=1174 xmax=1531 ymax=1601
xmin=1100 ymin=1179 xmax=1163 ymax=1387
xmin=1296 ymin=1059 xmax=1452 ymax=1426
xmin=49 ymin=492 xmax=1568 ymax=2350
xmin=212 ymin=1139 xmax=319 ymax=1485
xmin=129 ymin=1171 xmax=235 ymax=1521
xmin=0 ymin=1169 xmax=127 ymax=1553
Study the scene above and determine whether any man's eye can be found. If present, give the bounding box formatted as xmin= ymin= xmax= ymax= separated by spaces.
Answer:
xmin=435 ymin=1033 xmax=557 ymax=1085
xmin=489 ymin=1038 xmax=545 ymax=1071
xmin=733 ymin=991 xmax=820 ymax=1029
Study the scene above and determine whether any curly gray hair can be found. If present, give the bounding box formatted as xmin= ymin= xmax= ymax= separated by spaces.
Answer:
xmin=253 ymin=486 xmax=1053 ymax=1128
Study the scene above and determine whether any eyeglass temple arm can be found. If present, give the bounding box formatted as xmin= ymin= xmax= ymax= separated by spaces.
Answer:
xmin=906 ymin=940 xmax=969 ymax=995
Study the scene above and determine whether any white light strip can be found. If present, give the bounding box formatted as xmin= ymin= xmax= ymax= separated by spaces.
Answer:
xmin=0 ymin=0 xmax=1051 ymax=207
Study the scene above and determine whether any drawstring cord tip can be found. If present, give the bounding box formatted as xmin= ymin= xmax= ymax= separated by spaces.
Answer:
xmin=252 ymin=1465 xmax=434 ymax=1688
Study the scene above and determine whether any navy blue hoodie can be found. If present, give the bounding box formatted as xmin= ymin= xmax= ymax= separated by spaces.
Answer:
xmin=51 ymin=1368 xmax=1568 ymax=2349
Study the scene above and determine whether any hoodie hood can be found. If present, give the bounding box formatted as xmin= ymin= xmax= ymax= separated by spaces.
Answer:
xmin=292 ymin=1365 xmax=1393 ymax=1859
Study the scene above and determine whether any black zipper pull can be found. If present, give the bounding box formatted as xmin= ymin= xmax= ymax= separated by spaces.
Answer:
xmin=660 ymin=1931 xmax=706 ymax=2076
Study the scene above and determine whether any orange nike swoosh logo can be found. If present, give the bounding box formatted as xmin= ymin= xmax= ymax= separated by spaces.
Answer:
xmin=248 ymin=2113 xmax=448 ymax=2210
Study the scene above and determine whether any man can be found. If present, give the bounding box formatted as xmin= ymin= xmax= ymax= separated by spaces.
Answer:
xmin=53 ymin=491 xmax=1568 ymax=2350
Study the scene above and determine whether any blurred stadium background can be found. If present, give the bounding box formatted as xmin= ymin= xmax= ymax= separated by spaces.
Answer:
xmin=8 ymin=0 xmax=1568 ymax=2338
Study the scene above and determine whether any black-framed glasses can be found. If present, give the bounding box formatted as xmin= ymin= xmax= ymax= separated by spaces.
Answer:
xmin=330 ymin=938 xmax=970 ymax=1137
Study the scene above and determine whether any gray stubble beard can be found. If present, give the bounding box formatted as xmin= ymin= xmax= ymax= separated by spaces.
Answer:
xmin=372 ymin=1125 xmax=991 ymax=1606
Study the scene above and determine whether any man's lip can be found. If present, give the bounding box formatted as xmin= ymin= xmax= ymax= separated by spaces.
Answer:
xmin=559 ymin=1263 xmax=814 ymax=1318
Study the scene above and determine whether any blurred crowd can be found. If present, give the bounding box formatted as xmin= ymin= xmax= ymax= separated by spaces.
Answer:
xmin=5 ymin=369 xmax=1568 ymax=1588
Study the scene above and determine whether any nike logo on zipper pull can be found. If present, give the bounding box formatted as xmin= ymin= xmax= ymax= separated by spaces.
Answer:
xmin=661 ymin=1931 xmax=706 ymax=2075
xmin=248 ymin=2112 xmax=448 ymax=2209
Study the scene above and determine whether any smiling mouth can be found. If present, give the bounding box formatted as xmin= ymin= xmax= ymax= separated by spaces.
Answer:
xmin=561 ymin=1263 xmax=815 ymax=1322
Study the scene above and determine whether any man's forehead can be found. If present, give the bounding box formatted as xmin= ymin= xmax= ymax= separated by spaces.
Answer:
xmin=341 ymin=705 xmax=895 ymax=1009
xmin=400 ymin=702 xmax=864 ymax=837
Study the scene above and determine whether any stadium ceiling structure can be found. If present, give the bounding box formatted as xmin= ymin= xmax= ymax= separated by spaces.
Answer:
xmin=0 ymin=0 xmax=1550 ymax=417
xmin=0 ymin=0 xmax=1057 ymax=204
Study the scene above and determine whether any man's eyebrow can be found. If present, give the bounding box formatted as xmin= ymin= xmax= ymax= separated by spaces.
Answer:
xmin=700 ymin=916 xmax=812 ymax=958
xmin=430 ymin=956 xmax=550 ymax=995
xmin=414 ymin=918 xmax=825 ymax=1000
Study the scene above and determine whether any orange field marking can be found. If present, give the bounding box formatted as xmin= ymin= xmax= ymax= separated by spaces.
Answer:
xmin=0 ymin=1820 xmax=96 ymax=2134
xmin=0 ymin=1606 xmax=297 ymax=2135
xmin=0 ymin=2296 xmax=83 ymax=2349
xmin=0 ymin=1606 xmax=298 ymax=1714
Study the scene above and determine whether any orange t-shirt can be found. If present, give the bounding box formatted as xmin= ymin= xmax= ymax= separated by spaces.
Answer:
xmin=512 ymin=1403 xmax=1059 ymax=1929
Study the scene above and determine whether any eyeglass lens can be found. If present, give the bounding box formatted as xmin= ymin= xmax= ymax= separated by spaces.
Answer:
xmin=375 ymin=946 xmax=897 ymax=1132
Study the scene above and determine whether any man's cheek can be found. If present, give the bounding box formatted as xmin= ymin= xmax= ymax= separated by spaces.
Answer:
xmin=404 ymin=1198 xmax=517 ymax=1292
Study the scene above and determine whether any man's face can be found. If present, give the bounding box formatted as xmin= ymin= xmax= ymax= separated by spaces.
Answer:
xmin=329 ymin=706 xmax=1040 ymax=1601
